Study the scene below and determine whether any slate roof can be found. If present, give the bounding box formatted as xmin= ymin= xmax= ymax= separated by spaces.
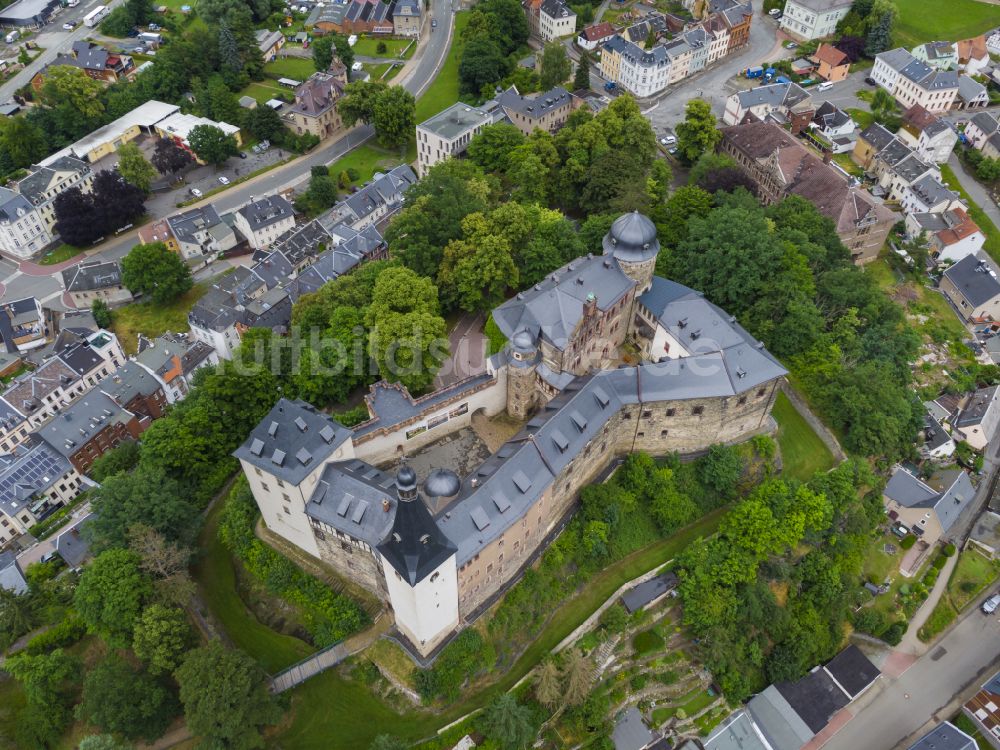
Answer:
xmin=785 ymin=0 xmax=850 ymax=9
xmin=100 ymin=362 xmax=162 ymax=406
xmin=859 ymin=122 xmax=896 ymax=153
xmin=943 ymin=253 xmax=1000 ymax=307
xmin=3 ymin=357 xmax=78 ymax=416
xmin=884 ymin=467 xmax=975 ymax=532
xmin=233 ymin=398 xmax=353 ymax=485
xmin=735 ymin=81 xmax=812 ymax=111
xmin=17 ymin=156 xmax=89 ymax=206
xmin=907 ymin=722 xmax=977 ymax=750
xmin=902 ymin=104 xmax=951 ymax=139
xmin=0 ymin=187 xmax=37 ymax=225
xmin=775 ymin=670 xmax=850 ymax=734
xmin=621 ymin=571 xmax=677 ymax=613
xmin=58 ymin=341 xmax=104 ymax=377
xmin=306 ymin=459 xmax=397 ymax=547
xmin=319 ymin=164 xmax=416 ymax=228
xmin=238 ymin=195 xmax=295 ymax=231
xmin=498 ymin=85 xmax=572 ymax=119
xmin=907 ymin=174 xmax=959 ymax=209
xmin=703 ymin=711 xmax=772 ymax=750
xmin=35 ymin=392 xmax=134 ymax=459
xmin=61 ymin=259 xmax=123 ymax=293
xmin=0 ymin=439 xmax=73 ymax=522
xmin=540 ymin=0 xmax=573 ymax=19
xmin=813 ymin=101 xmax=851 ymax=130
xmin=612 ymin=707 xmax=656 ymax=750
xmin=0 ymin=396 xmax=24 ymax=434
xmin=603 ymin=34 xmax=669 ymax=68
xmin=954 ymin=385 xmax=1000 ymax=429
xmin=822 ymin=645 xmax=879 ymax=699
xmin=970 ymin=111 xmax=999 ymax=137
xmin=167 ymin=204 xmax=228 ymax=247
xmin=748 ymin=685 xmax=815 ymax=750
xmin=290 ymin=71 xmax=343 ymax=118
xmin=958 ymin=74 xmax=987 ymax=103
xmin=0 ymin=550 xmax=26 ymax=594
xmin=55 ymin=513 xmax=92 ymax=566
xmin=922 ymin=414 xmax=953 ymax=453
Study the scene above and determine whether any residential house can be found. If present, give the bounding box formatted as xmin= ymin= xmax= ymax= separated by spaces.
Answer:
xmin=810 ymin=101 xmax=856 ymax=154
xmin=279 ymin=222 xmax=386 ymax=298
xmin=392 ymin=0 xmax=421 ymax=37
xmin=15 ymin=156 xmax=93 ymax=236
xmin=871 ymin=48 xmax=959 ymax=113
xmin=664 ymin=36 xmax=694 ymax=84
xmin=538 ymin=0 xmax=576 ymax=42
xmin=965 ymin=112 xmax=1000 ymax=158
xmin=912 ymin=41 xmax=958 ymax=70
xmin=32 ymin=41 xmax=135 ymax=90
xmin=61 ymin=259 xmax=133 ymax=307
xmin=0 ymin=397 xmax=27 ymax=460
xmin=0 ymin=297 xmax=46 ymax=353
xmin=55 ymin=512 xmax=93 ymax=567
xmin=318 ymin=164 xmax=416 ymax=232
xmin=166 ymin=204 xmax=239 ymax=261
xmin=778 ymin=0 xmax=852 ymax=41
xmin=952 ymin=385 xmax=1000 ymax=450
xmin=957 ymin=35 xmax=991 ymax=76
xmin=956 ymin=74 xmax=989 ymax=110
xmin=100 ymin=361 xmax=169 ymax=420
xmin=718 ymin=0 xmax=751 ymax=51
xmin=921 ymin=413 xmax=956 ymax=459
xmin=748 ymin=645 xmax=880 ymax=750
xmin=897 ymin=104 xmax=958 ymax=163
xmin=812 ymin=42 xmax=849 ymax=81
xmin=497 ymin=85 xmax=574 ymax=136
xmin=342 ymin=0 xmax=394 ymax=35
xmin=0 ymin=187 xmax=52 ymax=260
xmin=0 ymin=439 xmax=84 ymax=548
xmin=907 ymin=207 xmax=985 ymax=263
xmin=416 ymin=101 xmax=496 ymax=176
xmin=600 ymin=36 xmax=671 ymax=98
xmin=988 ymin=29 xmax=1000 ymax=57
xmin=133 ymin=333 xmax=218 ymax=403
xmin=964 ymin=673 xmax=1000 ymax=748
xmin=34 ymin=391 xmax=145 ymax=474
xmin=255 ymin=29 xmax=284 ymax=62
xmin=966 ymin=512 xmax=1000 ymax=560
xmin=155 ymin=112 xmax=243 ymax=161
xmin=702 ymin=13 xmax=731 ymax=63
xmin=722 ymin=81 xmax=814 ymax=132
xmin=852 ymin=121 xmax=897 ymax=170
xmin=901 ymin=173 xmax=963 ymax=215
xmin=136 ymin=217 xmax=182 ymax=255
xmin=906 ymin=722 xmax=977 ymax=750
xmin=0 ymin=551 xmax=26 ymax=591
xmin=234 ymin=195 xmax=296 ymax=250
xmin=692 ymin=711 xmax=773 ymax=750
xmin=720 ymin=119 xmax=896 ymax=264
xmin=868 ymin=140 xmax=938 ymax=202
xmin=611 ymin=708 xmax=662 ymax=750
xmin=577 ymin=21 xmax=616 ymax=50
xmin=288 ymin=70 xmax=345 ymax=139
xmin=942 ymin=253 xmax=1000 ymax=323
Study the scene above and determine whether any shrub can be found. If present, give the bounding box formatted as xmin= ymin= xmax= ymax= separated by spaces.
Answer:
xmin=883 ymin=621 xmax=907 ymax=646
xmin=900 ymin=535 xmax=916 ymax=549
xmin=633 ymin=629 xmax=665 ymax=655
xmin=415 ymin=630 xmax=495 ymax=703
xmin=942 ymin=543 xmax=957 ymax=557
xmin=26 ymin=614 xmax=86 ymax=654
xmin=932 ymin=555 xmax=947 ymax=570
xmin=376 ymin=41 xmax=387 ymax=54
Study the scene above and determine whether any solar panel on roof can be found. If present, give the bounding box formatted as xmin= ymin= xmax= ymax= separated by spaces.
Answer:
xmin=493 ymin=493 xmax=511 ymax=513
xmin=471 ymin=506 xmax=490 ymax=530
xmin=319 ymin=425 xmax=336 ymax=443
xmin=337 ymin=494 xmax=353 ymax=516
xmin=351 ymin=500 xmax=368 ymax=523
xmin=513 ymin=470 xmax=532 ymax=493
xmin=250 ymin=438 xmax=264 ymax=456
xmin=271 ymin=449 xmax=286 ymax=466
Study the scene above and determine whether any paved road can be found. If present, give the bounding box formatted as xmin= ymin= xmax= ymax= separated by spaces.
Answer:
xmin=948 ymin=151 xmax=1000 ymax=225
xmin=0 ymin=0 xmax=457 ymax=301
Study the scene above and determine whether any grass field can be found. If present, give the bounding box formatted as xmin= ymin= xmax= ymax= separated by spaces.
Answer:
xmin=941 ymin=163 xmax=1000 ymax=264
xmin=918 ymin=596 xmax=957 ymax=643
xmin=947 ymin=550 xmax=1000 ymax=612
xmin=893 ymin=0 xmax=998 ymax=48
xmin=954 ymin=713 xmax=994 ymax=750
xmin=414 ymin=11 xmax=470 ymax=123
xmin=772 ymin=391 xmax=835 ymax=482
xmin=109 ymin=282 xmax=207 ymax=355
xmin=240 ymin=80 xmax=294 ymax=105
xmin=38 ymin=243 xmax=82 ymax=265
xmin=263 ymin=56 xmax=316 ymax=81
xmin=193 ymin=496 xmax=315 ymax=674
xmin=327 ymin=144 xmax=409 ymax=186
xmin=846 ymin=108 xmax=874 ymax=130
xmin=363 ymin=62 xmax=394 ymax=81
xmin=352 ymin=37 xmax=413 ymax=58
xmin=275 ymin=508 xmax=727 ymax=748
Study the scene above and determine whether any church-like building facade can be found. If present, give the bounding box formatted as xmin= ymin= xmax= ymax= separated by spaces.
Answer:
xmin=235 ymin=212 xmax=788 ymax=656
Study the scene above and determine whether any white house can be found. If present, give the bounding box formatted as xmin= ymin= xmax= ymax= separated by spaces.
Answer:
xmin=965 ymin=112 xmax=1000 ymax=158
xmin=907 ymin=207 xmax=985 ymax=263
xmin=779 ymin=0 xmax=853 ymax=41
xmin=896 ymin=105 xmax=957 ymax=164
xmin=416 ymin=102 xmax=496 ymax=177
xmin=723 ymin=81 xmax=813 ymax=126
xmin=911 ymin=41 xmax=958 ymax=71
xmin=577 ymin=21 xmax=615 ymax=51
xmin=600 ymin=35 xmax=671 ymax=99
xmin=901 ymin=174 xmax=963 ymax=215
xmin=538 ymin=0 xmax=576 ymax=42
xmin=957 ymin=36 xmax=991 ymax=76
xmin=871 ymin=48 xmax=959 ymax=113
xmin=233 ymin=195 xmax=296 ymax=250
xmin=0 ymin=188 xmax=52 ymax=261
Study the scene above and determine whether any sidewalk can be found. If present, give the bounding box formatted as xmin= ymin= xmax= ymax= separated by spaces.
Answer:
xmin=897 ymin=553 xmax=957 ymax=655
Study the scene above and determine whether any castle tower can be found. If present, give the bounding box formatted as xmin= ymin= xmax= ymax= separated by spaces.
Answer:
xmin=506 ymin=329 xmax=540 ymax=421
xmin=602 ymin=211 xmax=660 ymax=294
xmin=377 ymin=466 xmax=459 ymax=656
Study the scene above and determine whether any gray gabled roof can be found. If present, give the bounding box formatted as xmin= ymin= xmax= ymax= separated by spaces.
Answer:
xmin=238 ymin=194 xmax=295 ymax=231
xmin=497 ymin=85 xmax=572 ymax=119
xmin=907 ymin=722 xmax=977 ymax=750
xmin=35 ymin=392 xmax=134 ymax=459
xmin=233 ymin=398 xmax=353 ymax=485
xmin=612 ymin=708 xmax=656 ymax=750
xmin=748 ymin=685 xmax=815 ymax=750
xmin=859 ymin=122 xmax=896 ymax=153
xmin=61 ymin=259 xmax=124 ymax=293
xmin=907 ymin=173 xmax=959 ymax=208
xmin=877 ymin=47 xmax=917 ymax=74
xmin=958 ymin=74 xmax=987 ymax=103
xmin=100 ymin=361 xmax=162 ymax=406
xmin=735 ymin=81 xmax=811 ymax=111
xmin=703 ymin=711 xmax=772 ymax=750
xmin=884 ymin=467 xmax=975 ymax=532
xmin=954 ymin=385 xmax=1000 ymax=429
xmin=0 ymin=550 xmax=26 ymax=594
xmin=970 ymin=111 xmax=999 ymax=137
xmin=306 ymin=460 xmax=397 ymax=547
xmin=943 ymin=253 xmax=1000 ymax=307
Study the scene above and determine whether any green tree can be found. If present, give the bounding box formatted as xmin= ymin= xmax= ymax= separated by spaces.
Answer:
xmin=244 ymin=103 xmax=287 ymax=143
xmin=4 ymin=648 xmax=78 ymax=705
xmin=479 ymin=693 xmax=535 ymax=750
xmin=76 ymin=656 xmax=179 ymax=741
xmin=574 ymin=51 xmax=591 ymax=91
xmin=116 ymin=142 xmax=157 ymax=193
xmin=539 ymin=41 xmax=571 ymax=90
xmin=133 ymin=604 xmax=194 ymax=675
xmin=0 ymin=117 xmax=48 ymax=168
xmin=40 ymin=65 xmax=106 ymax=119
xmin=312 ymin=34 xmax=335 ymax=71
xmin=337 ymin=80 xmax=389 ymax=126
xmin=175 ymin=641 xmax=282 ymax=749
xmin=562 ymin=648 xmax=591 ymax=706
xmin=675 ymin=98 xmax=721 ymax=164
xmin=459 ymin=36 xmax=508 ymax=95
xmin=88 ymin=440 xmax=140 ymax=482
xmin=121 ymin=241 xmax=193 ymax=304
xmin=0 ymin=587 xmax=38 ymax=650
xmin=91 ymin=298 xmax=113 ymax=329
xmin=467 ymin=122 xmax=525 ymax=173
xmin=438 ymin=214 xmax=518 ymax=311
xmin=372 ymin=86 xmax=416 ymax=148
xmin=151 ymin=137 xmax=194 ymax=176
xmin=187 ymin=124 xmax=238 ymax=167
xmin=699 ymin=444 xmax=743 ymax=499
xmin=74 ymin=548 xmax=153 ymax=646
xmin=369 ymin=310 xmax=448 ymax=393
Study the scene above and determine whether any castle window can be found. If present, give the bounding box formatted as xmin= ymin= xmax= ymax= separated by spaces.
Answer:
xmin=692 ymin=406 xmax=704 ymax=416
xmin=430 ymin=572 xmax=440 ymax=583
xmin=637 ymin=431 xmax=645 ymax=438
xmin=283 ymin=505 xmax=291 ymax=515
xmin=757 ymin=388 xmax=766 ymax=398
xmin=661 ymin=429 xmax=669 ymax=437
xmin=642 ymin=410 xmax=652 ymax=418
xmin=254 ymin=467 xmax=262 ymax=476
xmin=276 ymin=478 xmax=284 ymax=488
xmin=282 ymin=493 xmax=291 ymax=503
xmin=341 ymin=541 xmax=352 ymax=553
xmin=738 ymin=396 xmax=747 ymax=405
xmin=623 ymin=412 xmax=632 ymax=420
xmin=315 ymin=530 xmax=325 ymax=541
xmin=261 ymin=483 xmax=270 ymax=492
xmin=666 ymin=408 xmax=676 ymax=417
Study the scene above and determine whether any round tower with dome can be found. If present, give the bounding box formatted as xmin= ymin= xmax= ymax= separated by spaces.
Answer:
xmin=602 ymin=210 xmax=660 ymax=293
xmin=506 ymin=328 xmax=540 ymax=421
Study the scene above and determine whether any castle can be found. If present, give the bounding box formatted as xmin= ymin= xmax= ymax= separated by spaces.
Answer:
xmin=235 ymin=212 xmax=788 ymax=657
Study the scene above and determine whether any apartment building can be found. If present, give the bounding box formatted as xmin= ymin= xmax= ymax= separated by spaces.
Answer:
xmin=779 ymin=0 xmax=852 ymax=40
xmin=871 ymin=48 xmax=959 ymax=113
xmin=416 ymin=102 xmax=496 ymax=176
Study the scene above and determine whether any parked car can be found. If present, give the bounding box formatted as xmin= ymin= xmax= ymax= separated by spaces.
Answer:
xmin=668 ymin=147 xmax=678 ymax=155
xmin=190 ymin=187 xmax=203 ymax=197
xmin=786 ymin=41 xmax=798 ymax=49
xmin=983 ymin=593 xmax=1000 ymax=614
xmin=431 ymin=18 xmax=437 ymax=27
xmin=238 ymin=151 xmax=248 ymax=159
xmin=659 ymin=135 xmax=676 ymax=145
xmin=864 ymin=76 xmax=877 ymax=86
xmin=63 ymin=21 xmax=77 ymax=29
xmin=218 ymin=176 xmax=230 ymax=185
xmin=767 ymin=7 xmax=780 ymax=15
xmin=148 ymin=22 xmax=159 ymax=29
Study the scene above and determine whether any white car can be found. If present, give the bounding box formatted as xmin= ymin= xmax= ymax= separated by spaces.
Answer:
xmin=63 ymin=21 xmax=77 ymax=29
xmin=659 ymin=135 xmax=676 ymax=145
xmin=351 ymin=61 xmax=363 ymax=71
xmin=190 ymin=187 xmax=203 ymax=198
xmin=768 ymin=7 xmax=780 ymax=15
xmin=218 ymin=176 xmax=230 ymax=185
xmin=984 ymin=593 xmax=1000 ymax=615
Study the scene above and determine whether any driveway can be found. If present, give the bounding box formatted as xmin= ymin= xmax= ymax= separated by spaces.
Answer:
xmin=434 ymin=312 xmax=486 ymax=388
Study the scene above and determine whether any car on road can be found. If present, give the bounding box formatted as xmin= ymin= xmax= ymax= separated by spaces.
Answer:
xmin=190 ymin=187 xmax=203 ymax=198
xmin=431 ymin=18 xmax=437 ymax=27
xmin=786 ymin=41 xmax=797 ymax=49
xmin=238 ymin=151 xmax=247 ymax=159
xmin=659 ymin=135 xmax=676 ymax=145
xmin=218 ymin=176 xmax=230 ymax=185
xmin=864 ymin=76 xmax=877 ymax=86
xmin=63 ymin=21 xmax=77 ymax=29
xmin=768 ymin=7 xmax=780 ymax=15
xmin=983 ymin=593 xmax=1000 ymax=614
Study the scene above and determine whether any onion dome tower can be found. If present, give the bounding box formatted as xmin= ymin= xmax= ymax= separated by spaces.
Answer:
xmin=602 ymin=210 xmax=660 ymax=293
xmin=506 ymin=328 xmax=540 ymax=421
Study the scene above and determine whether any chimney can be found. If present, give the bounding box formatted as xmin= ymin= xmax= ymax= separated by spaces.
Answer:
xmin=584 ymin=292 xmax=597 ymax=318
xmin=382 ymin=498 xmax=390 ymax=512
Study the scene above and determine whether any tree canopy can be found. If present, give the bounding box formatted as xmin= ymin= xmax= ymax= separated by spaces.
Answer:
xmin=121 ymin=241 xmax=194 ymax=304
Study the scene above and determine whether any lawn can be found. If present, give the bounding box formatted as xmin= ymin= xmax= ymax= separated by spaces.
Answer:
xmin=953 ymin=713 xmax=994 ymax=750
xmin=947 ymin=550 xmax=1000 ymax=612
xmin=918 ymin=597 xmax=957 ymax=643
xmin=862 ymin=536 xmax=903 ymax=585
xmin=846 ymin=108 xmax=874 ymax=130
xmin=772 ymin=391 xmax=835 ymax=482
xmin=352 ymin=37 xmax=413 ymax=58
xmin=193 ymin=495 xmax=315 ymax=674
xmin=940 ymin=163 xmax=1000 ymax=264
xmin=240 ymin=80 xmax=294 ymax=105
xmin=263 ymin=56 xmax=316 ymax=81
xmin=275 ymin=508 xmax=728 ymax=748
xmin=109 ymin=282 xmax=207 ymax=355
xmin=893 ymin=0 xmax=999 ymax=48
xmin=833 ymin=151 xmax=862 ymax=178
xmin=363 ymin=62 xmax=394 ymax=81
xmin=326 ymin=143 xmax=409 ymax=186
xmin=414 ymin=11 xmax=471 ymax=123
xmin=633 ymin=628 xmax=665 ymax=655
xmin=38 ymin=243 xmax=82 ymax=265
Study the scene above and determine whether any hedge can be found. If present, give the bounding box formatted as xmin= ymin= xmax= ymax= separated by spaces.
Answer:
xmin=219 ymin=480 xmax=368 ymax=647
